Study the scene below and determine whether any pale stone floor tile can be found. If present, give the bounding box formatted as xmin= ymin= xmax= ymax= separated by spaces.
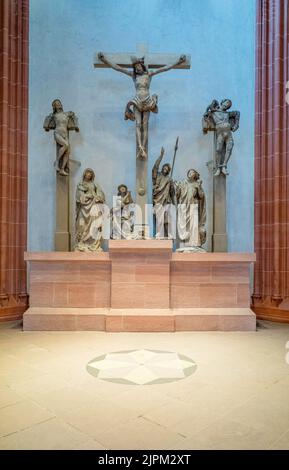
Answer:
xmin=0 ymin=417 xmax=92 ymax=450
xmin=73 ymin=438 xmax=107 ymax=450
xmin=58 ymin=399 xmax=141 ymax=441
xmin=7 ymin=346 xmax=55 ymax=366
xmin=103 ymin=387 xmax=177 ymax=415
xmin=170 ymin=418 xmax=269 ymax=450
xmin=96 ymin=416 xmax=185 ymax=450
xmin=269 ymin=429 xmax=289 ymax=450
xmin=0 ymin=365 xmax=49 ymax=388
xmin=8 ymin=373 xmax=71 ymax=396
xmin=143 ymin=396 xmax=225 ymax=438
xmin=0 ymin=321 xmax=288 ymax=449
xmin=0 ymin=400 xmax=54 ymax=437
xmin=223 ymin=393 xmax=289 ymax=442
xmin=142 ymin=377 xmax=270 ymax=438
xmin=25 ymin=385 xmax=104 ymax=415
xmin=0 ymin=387 xmax=23 ymax=409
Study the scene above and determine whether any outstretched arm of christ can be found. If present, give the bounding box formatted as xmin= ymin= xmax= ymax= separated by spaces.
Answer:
xmin=98 ymin=52 xmax=133 ymax=77
xmin=152 ymin=147 xmax=165 ymax=184
xmin=149 ymin=55 xmax=186 ymax=77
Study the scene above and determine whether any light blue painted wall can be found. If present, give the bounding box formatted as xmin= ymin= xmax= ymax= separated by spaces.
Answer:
xmin=28 ymin=0 xmax=255 ymax=252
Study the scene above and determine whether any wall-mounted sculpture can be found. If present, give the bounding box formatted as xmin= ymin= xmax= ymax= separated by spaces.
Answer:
xmin=202 ymin=99 xmax=240 ymax=176
xmin=202 ymin=99 xmax=240 ymax=252
xmin=43 ymin=99 xmax=79 ymax=176
xmin=43 ymin=99 xmax=80 ymax=251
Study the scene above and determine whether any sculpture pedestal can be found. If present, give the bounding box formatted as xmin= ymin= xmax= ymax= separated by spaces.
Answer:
xmin=55 ymin=173 xmax=70 ymax=251
xmin=212 ymin=174 xmax=227 ymax=252
xmin=23 ymin=242 xmax=256 ymax=331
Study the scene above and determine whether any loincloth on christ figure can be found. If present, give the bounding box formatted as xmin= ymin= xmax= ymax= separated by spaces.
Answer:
xmin=124 ymin=94 xmax=158 ymax=121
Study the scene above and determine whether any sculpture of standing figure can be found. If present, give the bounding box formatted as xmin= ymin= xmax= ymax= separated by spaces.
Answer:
xmin=43 ymin=99 xmax=79 ymax=176
xmin=98 ymin=52 xmax=186 ymax=160
xmin=111 ymin=184 xmax=135 ymax=239
xmin=152 ymin=147 xmax=175 ymax=239
xmin=202 ymin=99 xmax=240 ymax=176
xmin=75 ymin=168 xmax=106 ymax=252
xmin=175 ymin=169 xmax=206 ymax=252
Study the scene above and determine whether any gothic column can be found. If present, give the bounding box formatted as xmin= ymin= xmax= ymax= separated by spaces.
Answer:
xmin=252 ymin=0 xmax=289 ymax=322
xmin=0 ymin=0 xmax=29 ymax=321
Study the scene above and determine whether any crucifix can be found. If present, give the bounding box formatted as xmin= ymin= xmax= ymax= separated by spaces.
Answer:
xmin=43 ymin=99 xmax=80 ymax=251
xmin=94 ymin=44 xmax=190 ymax=238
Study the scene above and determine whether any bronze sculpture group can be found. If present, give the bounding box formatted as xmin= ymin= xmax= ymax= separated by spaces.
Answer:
xmin=43 ymin=52 xmax=240 ymax=253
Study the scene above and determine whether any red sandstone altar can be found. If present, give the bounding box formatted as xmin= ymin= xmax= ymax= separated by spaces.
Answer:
xmin=23 ymin=240 xmax=256 ymax=331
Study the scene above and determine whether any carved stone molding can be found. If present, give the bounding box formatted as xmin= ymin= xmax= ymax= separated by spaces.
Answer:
xmin=252 ymin=0 xmax=289 ymax=322
xmin=0 ymin=0 xmax=29 ymax=321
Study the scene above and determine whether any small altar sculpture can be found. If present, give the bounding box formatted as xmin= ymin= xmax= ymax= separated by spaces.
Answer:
xmin=75 ymin=168 xmax=106 ymax=252
xmin=111 ymin=184 xmax=135 ymax=239
xmin=175 ymin=169 xmax=206 ymax=252
xmin=43 ymin=99 xmax=79 ymax=176
xmin=152 ymin=147 xmax=175 ymax=239
xmin=202 ymin=99 xmax=240 ymax=176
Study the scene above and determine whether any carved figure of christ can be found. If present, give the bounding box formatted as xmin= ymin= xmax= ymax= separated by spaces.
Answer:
xmin=94 ymin=46 xmax=190 ymax=160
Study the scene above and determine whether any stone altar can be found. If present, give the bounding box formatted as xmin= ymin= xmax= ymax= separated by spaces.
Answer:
xmin=23 ymin=241 xmax=256 ymax=332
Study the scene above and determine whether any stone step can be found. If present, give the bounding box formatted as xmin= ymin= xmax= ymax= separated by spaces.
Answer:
xmin=23 ymin=307 xmax=256 ymax=332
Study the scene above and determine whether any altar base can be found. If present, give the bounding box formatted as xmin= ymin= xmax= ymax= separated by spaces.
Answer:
xmin=23 ymin=241 xmax=256 ymax=331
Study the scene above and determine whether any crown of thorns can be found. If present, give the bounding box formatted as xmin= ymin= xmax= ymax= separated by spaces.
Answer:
xmin=130 ymin=56 xmax=145 ymax=65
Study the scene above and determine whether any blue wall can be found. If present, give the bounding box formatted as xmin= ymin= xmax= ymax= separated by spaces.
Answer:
xmin=28 ymin=0 xmax=255 ymax=251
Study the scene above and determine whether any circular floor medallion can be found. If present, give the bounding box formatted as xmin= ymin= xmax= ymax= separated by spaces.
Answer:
xmin=86 ymin=349 xmax=197 ymax=385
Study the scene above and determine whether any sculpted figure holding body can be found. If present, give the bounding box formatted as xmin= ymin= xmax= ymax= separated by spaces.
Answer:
xmin=202 ymin=99 xmax=240 ymax=176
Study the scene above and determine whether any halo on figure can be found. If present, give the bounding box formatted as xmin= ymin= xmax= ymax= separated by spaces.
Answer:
xmin=82 ymin=168 xmax=95 ymax=181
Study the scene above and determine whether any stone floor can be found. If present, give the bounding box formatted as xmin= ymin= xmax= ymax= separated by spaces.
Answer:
xmin=0 ymin=320 xmax=289 ymax=450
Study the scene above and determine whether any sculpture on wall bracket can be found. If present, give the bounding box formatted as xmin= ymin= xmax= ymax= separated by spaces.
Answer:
xmin=202 ymin=99 xmax=240 ymax=176
xmin=43 ymin=99 xmax=79 ymax=176
xmin=75 ymin=168 xmax=106 ymax=252
xmin=43 ymin=99 xmax=80 ymax=251
xmin=175 ymin=169 xmax=206 ymax=252
xmin=111 ymin=184 xmax=135 ymax=239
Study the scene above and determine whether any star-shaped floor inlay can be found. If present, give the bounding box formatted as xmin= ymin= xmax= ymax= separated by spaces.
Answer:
xmin=86 ymin=349 xmax=197 ymax=385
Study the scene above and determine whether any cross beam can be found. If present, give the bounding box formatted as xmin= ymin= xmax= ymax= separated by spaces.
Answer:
xmin=94 ymin=43 xmax=190 ymax=70
xmin=94 ymin=52 xmax=191 ymax=69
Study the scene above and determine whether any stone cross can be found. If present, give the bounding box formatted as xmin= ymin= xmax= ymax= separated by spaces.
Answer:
xmin=94 ymin=44 xmax=190 ymax=238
